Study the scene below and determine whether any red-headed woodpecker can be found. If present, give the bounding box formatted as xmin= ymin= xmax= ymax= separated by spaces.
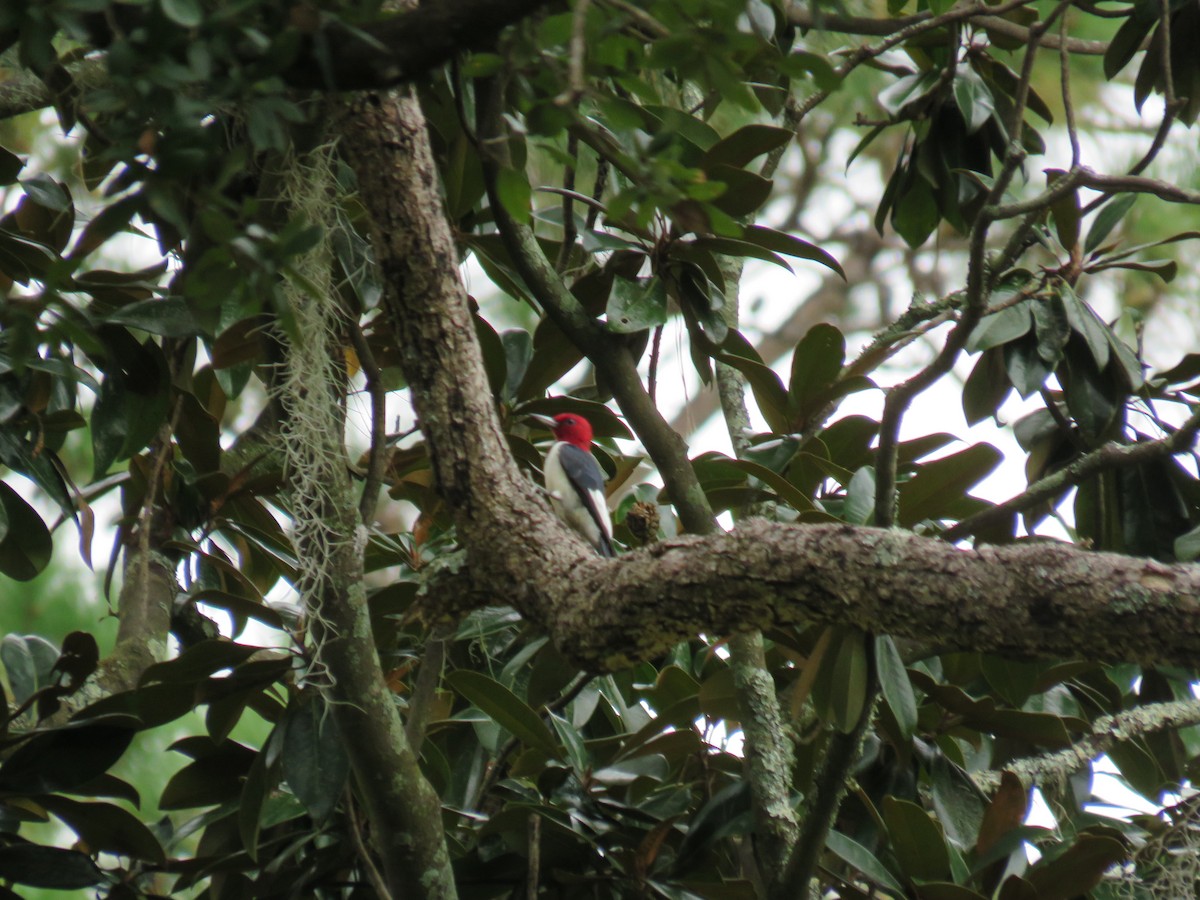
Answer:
xmin=531 ymin=412 xmax=614 ymax=557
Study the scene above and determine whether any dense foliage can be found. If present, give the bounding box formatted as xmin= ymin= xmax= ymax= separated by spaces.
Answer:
xmin=1 ymin=0 xmax=1200 ymax=897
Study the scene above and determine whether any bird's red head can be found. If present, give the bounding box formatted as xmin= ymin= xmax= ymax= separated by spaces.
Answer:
xmin=551 ymin=413 xmax=594 ymax=450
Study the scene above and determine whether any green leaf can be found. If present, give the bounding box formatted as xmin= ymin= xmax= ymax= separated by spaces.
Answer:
xmin=740 ymin=225 xmax=845 ymax=278
xmin=1046 ymin=170 xmax=1080 ymax=249
xmin=0 ymin=147 xmax=23 ymax=185
xmin=0 ymin=633 xmax=58 ymax=703
xmin=0 ymin=717 xmax=138 ymax=794
xmin=826 ymin=829 xmax=905 ymax=894
xmin=240 ymin=724 xmax=284 ymax=862
xmin=875 ymin=635 xmax=917 ymax=741
xmin=1061 ymin=290 xmax=1111 ymax=370
xmin=883 ymin=796 xmax=952 ymax=882
xmin=0 ymin=429 xmax=74 ymax=521
xmin=929 ymin=755 xmax=987 ymax=850
xmin=282 ymin=692 xmax=350 ymax=822
xmin=891 ymin=174 xmax=939 ymax=248
xmin=789 ymin=323 xmax=845 ymax=415
xmin=0 ymin=846 xmax=102 ymax=890
xmin=1084 ymin=194 xmax=1136 ymax=254
xmin=701 ymin=124 xmax=793 ymax=169
xmin=39 ymin=796 xmax=165 ymax=863
xmin=607 ymin=277 xmax=668 ymax=333
xmin=161 ymin=0 xmax=203 ymax=26
xmin=812 ymin=627 xmax=869 ymax=733
xmin=1004 ymin=335 xmax=1053 ymax=398
xmin=0 ymin=482 xmax=52 ymax=581
xmin=495 ymin=168 xmax=532 ymax=225
xmin=549 ymin=711 xmax=590 ymax=773
xmin=105 ymin=297 xmax=199 ymax=337
xmin=897 ymin=443 xmax=1002 ymax=527
xmin=689 ymin=236 xmax=792 ymax=272
xmin=19 ymin=174 xmax=69 ymax=213
xmin=966 ymin=302 xmax=1033 ymax=353
xmin=1025 ymin=831 xmax=1127 ymax=900
xmin=962 ymin=348 xmax=1011 ymax=425
xmin=717 ymin=333 xmax=790 ymax=433
xmin=843 ymin=466 xmax=875 ymax=525
xmin=1174 ymin=523 xmax=1200 ymax=561
xmin=954 ymin=68 xmax=996 ymax=134
xmin=446 ymin=670 xmax=559 ymax=756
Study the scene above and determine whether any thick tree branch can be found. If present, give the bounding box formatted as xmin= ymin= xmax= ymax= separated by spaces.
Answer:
xmin=428 ymin=520 xmax=1200 ymax=673
xmin=284 ymin=0 xmax=559 ymax=90
xmin=786 ymin=4 xmax=1113 ymax=55
xmin=0 ymin=1 xmax=557 ymax=122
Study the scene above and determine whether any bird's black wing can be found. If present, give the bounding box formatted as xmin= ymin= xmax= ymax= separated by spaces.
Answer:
xmin=557 ymin=444 xmax=614 ymax=557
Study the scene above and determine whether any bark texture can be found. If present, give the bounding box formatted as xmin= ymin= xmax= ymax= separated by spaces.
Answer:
xmin=425 ymin=521 xmax=1200 ymax=673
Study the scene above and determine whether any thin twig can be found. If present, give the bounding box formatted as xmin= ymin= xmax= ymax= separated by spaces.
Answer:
xmin=943 ymin=406 xmax=1200 ymax=543
xmin=974 ymin=697 xmax=1200 ymax=792
xmin=874 ymin=4 xmax=1070 ymax=526
xmin=350 ymin=322 xmax=388 ymax=525
xmin=346 ymin=788 xmax=395 ymax=900
xmin=555 ymin=133 xmax=580 ymax=273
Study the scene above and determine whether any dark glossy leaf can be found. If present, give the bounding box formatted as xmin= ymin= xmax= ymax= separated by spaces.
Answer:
xmin=0 ymin=147 xmax=23 ymax=185
xmin=883 ymin=796 xmax=951 ymax=882
xmin=703 ymin=165 xmax=773 ymax=217
xmin=975 ymin=771 xmax=1027 ymax=857
xmin=843 ymin=466 xmax=875 ymax=525
xmin=891 ymin=173 xmax=939 ymax=248
xmin=954 ymin=67 xmax=995 ymax=134
xmin=875 ymin=635 xmax=916 ymax=741
xmin=962 ymin=348 xmax=1011 ymax=425
xmin=446 ymin=670 xmax=559 ymax=756
xmin=788 ymin=323 xmax=844 ymax=415
xmin=495 ymin=168 xmax=532 ymax=224
xmin=282 ymin=692 xmax=350 ymax=822
xmin=105 ymin=296 xmax=199 ymax=337
xmin=140 ymin=639 xmax=265 ymax=687
xmin=826 ymin=829 xmax=905 ymax=894
xmin=897 ymin=443 xmax=1002 ymax=527
xmin=0 ymin=430 xmax=73 ymax=520
xmin=1004 ymin=335 xmax=1053 ymax=399
xmin=1061 ymin=290 xmax=1110 ymax=370
xmin=161 ymin=739 xmax=256 ymax=808
xmin=689 ymin=235 xmax=792 ymax=271
xmin=0 ymin=482 xmax=52 ymax=581
xmin=701 ymin=124 xmax=792 ymax=169
xmin=0 ymin=845 xmax=103 ymax=889
xmin=1104 ymin=9 xmax=1157 ymax=79
xmin=500 ymin=329 xmax=532 ymax=401
xmin=812 ymin=627 xmax=868 ymax=733
xmin=607 ymin=276 xmax=668 ymax=333
xmin=1059 ymin=344 xmax=1120 ymax=442
xmin=1084 ymin=194 xmax=1136 ymax=254
xmin=741 ymin=224 xmax=844 ymax=278
xmin=966 ymin=302 xmax=1032 ymax=353
xmin=240 ymin=723 xmax=284 ymax=861
xmin=0 ymin=717 xmax=138 ymax=793
xmin=929 ymin=755 xmax=986 ymax=850
xmin=39 ymin=795 xmax=165 ymax=863
xmin=0 ymin=633 xmax=58 ymax=704
xmin=717 ymin=333 xmax=789 ymax=433
xmin=1025 ymin=831 xmax=1127 ymax=900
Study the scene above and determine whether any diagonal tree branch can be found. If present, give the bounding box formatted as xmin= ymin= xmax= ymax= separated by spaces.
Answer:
xmin=975 ymin=698 xmax=1200 ymax=793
